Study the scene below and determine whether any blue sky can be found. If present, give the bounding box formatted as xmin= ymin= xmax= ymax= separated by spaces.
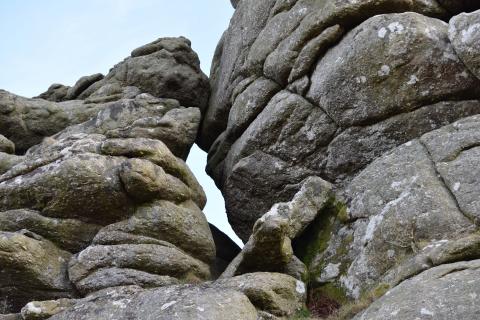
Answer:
xmin=0 ymin=0 xmax=242 ymax=245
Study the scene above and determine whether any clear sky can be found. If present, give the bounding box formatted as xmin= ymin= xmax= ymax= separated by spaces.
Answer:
xmin=0 ymin=0 xmax=243 ymax=245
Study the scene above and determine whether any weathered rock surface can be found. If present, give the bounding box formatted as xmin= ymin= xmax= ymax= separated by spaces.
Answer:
xmin=0 ymin=36 xmax=214 ymax=315
xmin=0 ymin=90 xmax=105 ymax=153
xmin=297 ymin=114 xmax=480 ymax=314
xmin=76 ymin=37 xmax=209 ymax=111
xmin=202 ymin=3 xmax=480 ymax=242
xmin=449 ymin=10 xmax=480 ymax=80
xmin=3 ymin=1 xmax=480 ymax=318
xmin=222 ymin=177 xmax=332 ymax=280
xmin=0 ymin=231 xmax=73 ymax=312
xmin=354 ymin=260 xmax=480 ymax=320
xmin=201 ymin=1 xmax=480 ymax=318
xmin=48 ymin=272 xmax=305 ymax=320
xmin=20 ymin=299 xmax=76 ymax=320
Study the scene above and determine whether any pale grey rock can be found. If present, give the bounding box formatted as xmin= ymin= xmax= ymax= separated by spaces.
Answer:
xmin=201 ymin=0 xmax=453 ymax=152
xmin=53 ymin=94 xmax=201 ymax=160
xmin=324 ymin=100 xmax=480 ymax=182
xmin=199 ymin=0 xmax=278 ymax=150
xmin=51 ymin=286 xmax=258 ymax=320
xmin=214 ymin=272 xmax=306 ymax=317
xmin=224 ymin=151 xmax=315 ymax=242
xmin=222 ymin=177 xmax=332 ymax=279
xmin=383 ymin=233 xmax=480 ymax=287
xmin=449 ymin=10 xmax=480 ymax=80
xmin=0 ymin=153 xmax=22 ymax=175
xmin=21 ymin=299 xmax=76 ymax=320
xmin=203 ymin=8 xmax=480 ymax=244
xmin=355 ymin=260 xmax=480 ymax=320
xmin=220 ymin=91 xmax=336 ymax=239
xmin=71 ymin=267 xmax=180 ymax=295
xmin=93 ymin=200 xmax=215 ymax=263
xmin=0 ymin=90 xmax=105 ymax=153
xmin=287 ymin=24 xmax=345 ymax=84
xmin=313 ymin=140 xmax=474 ymax=298
xmin=307 ymin=12 xmax=480 ymax=127
xmin=0 ymin=95 xmax=209 ymax=299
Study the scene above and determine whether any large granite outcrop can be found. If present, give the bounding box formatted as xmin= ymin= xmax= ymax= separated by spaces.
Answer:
xmin=0 ymin=37 xmax=215 ymax=315
xmin=200 ymin=2 xmax=480 ymax=319
xmin=202 ymin=3 xmax=480 ymax=242
xmin=3 ymin=2 xmax=480 ymax=319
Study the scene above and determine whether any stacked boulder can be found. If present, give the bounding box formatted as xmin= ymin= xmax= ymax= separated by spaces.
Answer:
xmin=0 ymin=36 xmax=306 ymax=320
xmin=0 ymin=36 xmax=211 ymax=312
xmin=2 ymin=1 xmax=480 ymax=319
xmin=201 ymin=1 xmax=480 ymax=319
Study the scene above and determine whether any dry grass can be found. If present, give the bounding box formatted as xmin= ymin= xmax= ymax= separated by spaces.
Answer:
xmin=299 ymin=283 xmax=390 ymax=320
xmin=322 ymin=296 xmax=375 ymax=320
xmin=307 ymin=292 xmax=340 ymax=318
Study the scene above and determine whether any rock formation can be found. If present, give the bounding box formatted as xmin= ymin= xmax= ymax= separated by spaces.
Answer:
xmin=1 ymin=1 xmax=480 ymax=319
xmin=200 ymin=1 xmax=480 ymax=319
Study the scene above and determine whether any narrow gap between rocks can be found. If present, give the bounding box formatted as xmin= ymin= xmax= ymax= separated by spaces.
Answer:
xmin=186 ymin=144 xmax=244 ymax=247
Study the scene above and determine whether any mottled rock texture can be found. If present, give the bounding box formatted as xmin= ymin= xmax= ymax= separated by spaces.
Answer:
xmin=203 ymin=3 xmax=480 ymax=242
xmin=200 ymin=2 xmax=480 ymax=319
xmin=0 ymin=37 xmax=215 ymax=315
xmin=3 ymin=2 xmax=480 ymax=319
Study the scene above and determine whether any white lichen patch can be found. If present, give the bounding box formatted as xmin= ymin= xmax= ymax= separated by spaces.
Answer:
xmin=378 ymin=27 xmax=387 ymax=38
xmin=296 ymin=280 xmax=306 ymax=294
xmin=340 ymin=273 xmax=360 ymax=299
xmin=453 ymin=182 xmax=461 ymax=191
xmin=25 ymin=302 xmax=43 ymax=314
xmin=424 ymin=26 xmax=439 ymax=41
xmin=443 ymin=50 xmax=459 ymax=62
xmin=390 ymin=309 xmax=399 ymax=316
xmin=378 ymin=65 xmax=391 ymax=77
xmin=423 ymin=239 xmax=449 ymax=250
xmin=461 ymin=23 xmax=480 ymax=44
xmin=112 ymin=300 xmax=128 ymax=309
xmin=420 ymin=307 xmax=434 ymax=316
xmin=318 ymin=263 xmax=341 ymax=283
xmin=388 ymin=22 xmax=405 ymax=35
xmin=355 ymin=76 xmax=367 ymax=84
xmin=362 ymin=182 xmax=415 ymax=245
xmin=161 ymin=300 xmax=177 ymax=310
xmin=407 ymin=75 xmax=419 ymax=85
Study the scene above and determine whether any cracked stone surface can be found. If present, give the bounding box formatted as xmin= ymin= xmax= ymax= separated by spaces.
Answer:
xmin=354 ymin=259 xmax=480 ymax=320
xmin=201 ymin=4 xmax=480 ymax=242
xmin=199 ymin=2 xmax=480 ymax=318
xmin=2 ymin=2 xmax=480 ymax=319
